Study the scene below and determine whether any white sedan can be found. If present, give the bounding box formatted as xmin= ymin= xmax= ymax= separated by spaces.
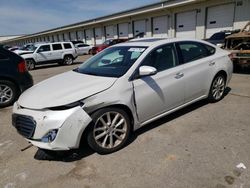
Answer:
xmin=75 ymin=43 xmax=93 ymax=55
xmin=12 ymin=38 xmax=233 ymax=154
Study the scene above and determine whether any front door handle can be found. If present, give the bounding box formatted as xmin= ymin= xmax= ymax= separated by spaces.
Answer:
xmin=209 ymin=62 xmax=215 ymax=66
xmin=175 ymin=72 xmax=184 ymax=79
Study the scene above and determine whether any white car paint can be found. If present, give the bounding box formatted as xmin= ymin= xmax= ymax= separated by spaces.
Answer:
xmin=75 ymin=43 xmax=93 ymax=55
xmin=18 ymin=71 xmax=117 ymax=109
xmin=12 ymin=38 xmax=233 ymax=151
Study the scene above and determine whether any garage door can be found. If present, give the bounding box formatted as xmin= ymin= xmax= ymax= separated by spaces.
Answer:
xmin=152 ymin=15 xmax=168 ymax=38
xmin=77 ymin=31 xmax=84 ymax=41
xmin=70 ymin=31 xmax=77 ymax=41
xmin=105 ymin=25 xmax=114 ymax=39
xmin=64 ymin=33 xmax=70 ymax=41
xmin=176 ymin=11 xmax=196 ymax=38
xmin=134 ymin=19 xmax=146 ymax=37
xmin=206 ymin=4 xmax=235 ymax=38
xmin=59 ymin=34 xmax=63 ymax=41
xmin=95 ymin=27 xmax=103 ymax=45
xmin=85 ymin=29 xmax=93 ymax=45
xmin=118 ymin=23 xmax=129 ymax=38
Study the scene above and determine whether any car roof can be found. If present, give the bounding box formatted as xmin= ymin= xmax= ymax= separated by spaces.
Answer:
xmin=116 ymin=38 xmax=212 ymax=47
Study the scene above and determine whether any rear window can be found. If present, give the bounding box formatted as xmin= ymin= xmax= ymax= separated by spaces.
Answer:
xmin=210 ymin=32 xmax=225 ymax=40
xmin=63 ymin=43 xmax=72 ymax=49
xmin=76 ymin=44 xmax=89 ymax=47
xmin=204 ymin=44 xmax=216 ymax=55
xmin=52 ymin=44 xmax=62 ymax=50
xmin=178 ymin=42 xmax=210 ymax=63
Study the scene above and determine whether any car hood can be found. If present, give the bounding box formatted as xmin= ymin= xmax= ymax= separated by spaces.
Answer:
xmin=14 ymin=50 xmax=33 ymax=55
xmin=18 ymin=71 xmax=117 ymax=109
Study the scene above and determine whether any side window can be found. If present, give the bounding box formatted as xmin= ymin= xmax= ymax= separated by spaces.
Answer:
xmin=204 ymin=44 xmax=216 ymax=55
xmin=0 ymin=53 xmax=8 ymax=60
xmin=141 ymin=44 xmax=177 ymax=72
xmin=52 ymin=44 xmax=62 ymax=51
xmin=178 ymin=42 xmax=209 ymax=63
xmin=38 ymin=45 xmax=51 ymax=52
xmin=63 ymin=43 xmax=72 ymax=49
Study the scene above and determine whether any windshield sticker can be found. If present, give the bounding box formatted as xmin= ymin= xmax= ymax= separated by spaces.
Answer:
xmin=128 ymin=48 xmax=145 ymax=52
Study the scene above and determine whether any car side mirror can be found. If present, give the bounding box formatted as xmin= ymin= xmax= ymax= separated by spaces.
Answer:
xmin=139 ymin=66 xmax=157 ymax=77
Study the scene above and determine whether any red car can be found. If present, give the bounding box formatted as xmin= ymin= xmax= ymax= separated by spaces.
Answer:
xmin=91 ymin=39 xmax=127 ymax=55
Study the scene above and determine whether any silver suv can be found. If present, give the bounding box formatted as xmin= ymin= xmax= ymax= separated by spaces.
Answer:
xmin=21 ymin=42 xmax=78 ymax=70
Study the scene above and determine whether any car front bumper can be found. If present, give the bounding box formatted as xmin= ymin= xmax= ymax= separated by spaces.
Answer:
xmin=12 ymin=103 xmax=92 ymax=150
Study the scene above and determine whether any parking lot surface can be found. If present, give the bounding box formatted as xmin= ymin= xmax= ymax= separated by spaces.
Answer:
xmin=0 ymin=55 xmax=249 ymax=188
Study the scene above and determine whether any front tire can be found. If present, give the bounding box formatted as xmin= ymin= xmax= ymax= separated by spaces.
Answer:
xmin=0 ymin=80 xmax=19 ymax=108
xmin=208 ymin=74 xmax=226 ymax=102
xmin=87 ymin=107 xmax=131 ymax=154
xmin=63 ymin=55 xmax=73 ymax=65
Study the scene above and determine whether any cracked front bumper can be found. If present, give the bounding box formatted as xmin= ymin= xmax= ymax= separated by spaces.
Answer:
xmin=12 ymin=103 xmax=92 ymax=150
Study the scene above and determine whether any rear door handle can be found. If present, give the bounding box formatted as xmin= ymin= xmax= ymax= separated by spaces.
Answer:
xmin=175 ymin=72 xmax=184 ymax=79
xmin=209 ymin=62 xmax=215 ymax=66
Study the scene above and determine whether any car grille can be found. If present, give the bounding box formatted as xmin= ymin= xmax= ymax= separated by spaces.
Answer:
xmin=12 ymin=114 xmax=36 ymax=139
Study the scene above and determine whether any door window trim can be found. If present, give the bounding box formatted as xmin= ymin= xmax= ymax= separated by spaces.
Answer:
xmin=175 ymin=41 xmax=214 ymax=64
xmin=129 ymin=42 xmax=180 ymax=81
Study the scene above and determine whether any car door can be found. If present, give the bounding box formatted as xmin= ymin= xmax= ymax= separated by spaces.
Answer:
xmin=176 ymin=41 xmax=216 ymax=103
xmin=51 ymin=43 xmax=63 ymax=60
xmin=82 ymin=44 xmax=91 ymax=54
xmin=35 ymin=44 xmax=52 ymax=63
xmin=132 ymin=43 xmax=185 ymax=123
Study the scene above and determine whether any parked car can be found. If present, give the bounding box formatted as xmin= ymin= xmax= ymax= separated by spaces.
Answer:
xmin=12 ymin=38 xmax=232 ymax=154
xmin=0 ymin=46 xmax=33 ymax=108
xmin=204 ymin=30 xmax=240 ymax=47
xmin=20 ymin=42 xmax=78 ymax=70
xmin=75 ymin=43 xmax=93 ymax=55
xmin=8 ymin=46 xmax=20 ymax=51
xmin=91 ymin=38 xmax=128 ymax=54
xmin=14 ymin=43 xmax=35 ymax=55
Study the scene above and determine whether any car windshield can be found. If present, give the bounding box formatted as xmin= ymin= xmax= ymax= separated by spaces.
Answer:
xmin=27 ymin=45 xmax=37 ymax=51
xmin=103 ymin=40 xmax=112 ymax=45
xmin=76 ymin=46 xmax=147 ymax=77
xmin=209 ymin=32 xmax=226 ymax=40
xmin=19 ymin=45 xmax=36 ymax=51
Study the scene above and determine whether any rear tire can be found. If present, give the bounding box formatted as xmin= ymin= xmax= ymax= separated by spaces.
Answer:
xmin=87 ymin=107 xmax=131 ymax=154
xmin=0 ymin=80 xmax=19 ymax=108
xmin=208 ymin=74 xmax=226 ymax=102
xmin=25 ymin=59 xmax=35 ymax=70
xmin=63 ymin=55 xmax=73 ymax=65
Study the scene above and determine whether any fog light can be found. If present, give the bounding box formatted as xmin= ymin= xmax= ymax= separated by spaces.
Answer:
xmin=41 ymin=129 xmax=58 ymax=143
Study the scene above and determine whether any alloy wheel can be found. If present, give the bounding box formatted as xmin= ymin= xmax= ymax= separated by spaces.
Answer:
xmin=64 ymin=56 xmax=73 ymax=65
xmin=212 ymin=76 xmax=225 ymax=100
xmin=93 ymin=111 xmax=128 ymax=149
xmin=0 ymin=84 xmax=13 ymax=104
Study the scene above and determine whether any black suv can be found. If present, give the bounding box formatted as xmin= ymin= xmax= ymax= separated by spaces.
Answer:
xmin=0 ymin=46 xmax=33 ymax=108
xmin=205 ymin=30 xmax=240 ymax=47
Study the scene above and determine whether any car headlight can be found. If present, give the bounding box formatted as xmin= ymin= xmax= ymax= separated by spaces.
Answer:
xmin=48 ymin=101 xmax=85 ymax=111
xmin=41 ymin=129 xmax=58 ymax=143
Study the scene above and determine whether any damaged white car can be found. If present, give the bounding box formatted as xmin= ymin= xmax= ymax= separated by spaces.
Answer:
xmin=12 ymin=38 xmax=233 ymax=154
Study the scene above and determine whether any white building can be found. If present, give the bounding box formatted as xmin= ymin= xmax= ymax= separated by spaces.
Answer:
xmin=0 ymin=35 xmax=23 ymax=42
xmin=2 ymin=0 xmax=250 ymax=46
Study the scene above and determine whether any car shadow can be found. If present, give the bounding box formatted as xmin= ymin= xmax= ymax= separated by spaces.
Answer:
xmin=233 ymin=66 xmax=250 ymax=75
xmin=34 ymin=87 xmax=231 ymax=162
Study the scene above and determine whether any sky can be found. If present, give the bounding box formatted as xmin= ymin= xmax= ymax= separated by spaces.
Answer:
xmin=0 ymin=0 xmax=160 ymax=36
